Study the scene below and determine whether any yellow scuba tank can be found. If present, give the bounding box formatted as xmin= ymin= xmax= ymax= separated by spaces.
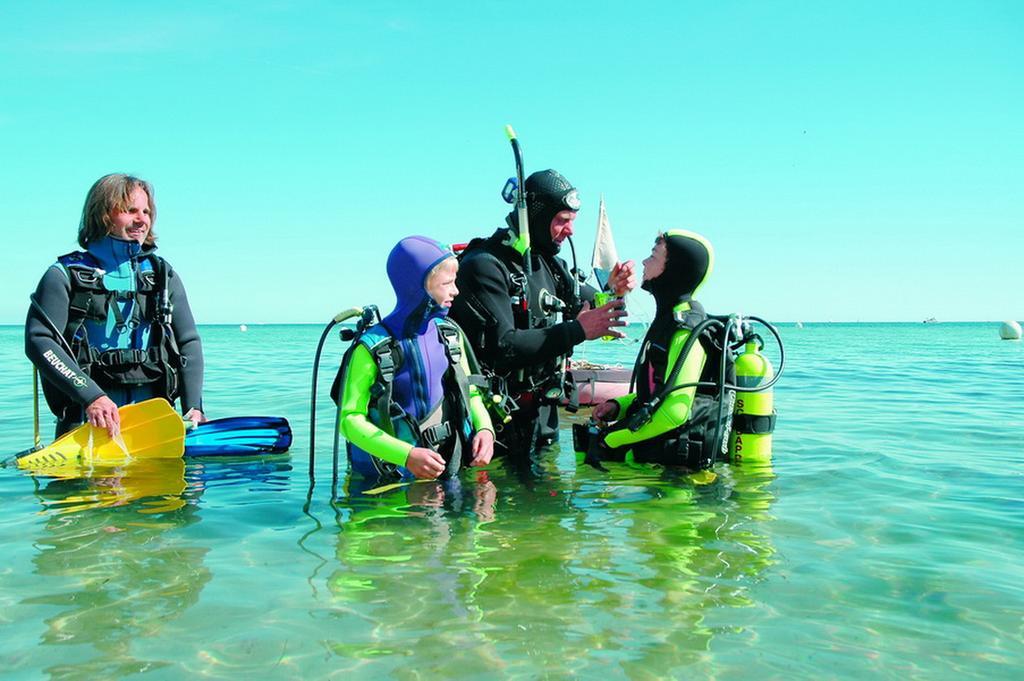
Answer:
xmin=728 ymin=340 xmax=776 ymax=464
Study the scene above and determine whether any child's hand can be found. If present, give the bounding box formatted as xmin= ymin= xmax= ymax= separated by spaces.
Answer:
xmin=406 ymin=447 xmax=446 ymax=479
xmin=469 ymin=430 xmax=495 ymax=467
xmin=593 ymin=400 xmax=620 ymax=426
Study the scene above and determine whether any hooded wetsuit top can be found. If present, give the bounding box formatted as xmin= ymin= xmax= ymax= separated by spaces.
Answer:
xmin=449 ymin=170 xmax=596 ymax=383
xmin=450 ymin=227 xmax=588 ymax=376
xmin=339 ymin=237 xmax=493 ymax=469
xmin=604 ymin=230 xmax=714 ymax=449
xmin=25 ymin=235 xmax=204 ymax=421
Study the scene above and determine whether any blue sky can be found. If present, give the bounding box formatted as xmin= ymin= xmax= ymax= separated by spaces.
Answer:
xmin=1 ymin=1 xmax=1021 ymax=323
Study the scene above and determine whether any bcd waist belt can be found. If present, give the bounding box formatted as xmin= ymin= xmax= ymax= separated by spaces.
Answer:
xmin=420 ymin=421 xmax=453 ymax=448
xmin=86 ymin=347 xmax=163 ymax=368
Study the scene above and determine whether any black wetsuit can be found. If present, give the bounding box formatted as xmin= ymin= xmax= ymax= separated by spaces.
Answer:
xmin=450 ymin=228 xmax=594 ymax=455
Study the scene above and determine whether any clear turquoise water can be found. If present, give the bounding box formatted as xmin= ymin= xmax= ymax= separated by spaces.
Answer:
xmin=1 ymin=322 xmax=1022 ymax=679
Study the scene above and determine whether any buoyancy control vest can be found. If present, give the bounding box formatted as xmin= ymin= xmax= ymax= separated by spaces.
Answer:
xmin=41 ymin=249 xmax=183 ymax=420
xmin=331 ymin=317 xmax=481 ymax=480
xmin=616 ymin=302 xmax=737 ymax=470
xmin=455 ymin=232 xmax=579 ymax=399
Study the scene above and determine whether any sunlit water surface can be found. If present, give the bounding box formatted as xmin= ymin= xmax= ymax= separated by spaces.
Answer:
xmin=1 ymin=322 xmax=1022 ymax=679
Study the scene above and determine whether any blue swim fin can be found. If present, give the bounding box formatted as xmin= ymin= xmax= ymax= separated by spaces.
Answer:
xmin=184 ymin=416 xmax=292 ymax=457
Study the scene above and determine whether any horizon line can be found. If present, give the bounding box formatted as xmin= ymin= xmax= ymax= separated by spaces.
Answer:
xmin=2 ymin=319 xmax=1020 ymax=327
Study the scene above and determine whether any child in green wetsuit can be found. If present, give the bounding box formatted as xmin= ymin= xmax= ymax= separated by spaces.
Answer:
xmin=591 ymin=230 xmax=725 ymax=469
xmin=337 ymin=236 xmax=494 ymax=481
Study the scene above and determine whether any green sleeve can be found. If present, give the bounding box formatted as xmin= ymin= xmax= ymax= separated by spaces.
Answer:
xmin=339 ymin=344 xmax=413 ymax=467
xmin=611 ymin=392 xmax=637 ymax=415
xmin=605 ymin=329 xmax=706 ymax=449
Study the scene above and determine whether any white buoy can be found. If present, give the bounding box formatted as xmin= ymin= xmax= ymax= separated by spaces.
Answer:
xmin=240 ymin=324 xmax=248 ymax=332
xmin=999 ymin=320 xmax=1021 ymax=340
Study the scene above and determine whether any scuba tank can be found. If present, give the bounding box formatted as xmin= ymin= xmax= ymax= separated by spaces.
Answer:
xmin=581 ymin=314 xmax=784 ymax=472
xmin=728 ymin=337 xmax=776 ymax=464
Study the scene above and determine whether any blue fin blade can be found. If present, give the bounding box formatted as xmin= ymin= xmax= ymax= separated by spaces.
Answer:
xmin=184 ymin=416 xmax=292 ymax=457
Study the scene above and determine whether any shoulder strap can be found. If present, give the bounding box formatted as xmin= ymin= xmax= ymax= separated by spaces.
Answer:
xmin=362 ymin=334 xmax=400 ymax=438
xmin=672 ymin=302 xmax=705 ymax=331
xmin=456 ymin=237 xmax=489 ymax=261
xmin=545 ymin=255 xmax=579 ymax=308
xmin=59 ymin=252 xmax=105 ymax=347
xmin=140 ymin=254 xmax=172 ymax=325
xmin=57 ymin=250 xmax=99 ymax=270
xmin=462 ymin=242 xmax=526 ymax=299
xmin=141 ymin=255 xmax=183 ymax=383
xmin=624 ymin=303 xmax=712 ymax=432
xmin=436 ymin=320 xmax=476 ymax=422
xmin=436 ymin=319 xmax=463 ymax=365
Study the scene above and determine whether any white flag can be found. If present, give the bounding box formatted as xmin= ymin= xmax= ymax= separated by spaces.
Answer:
xmin=590 ymin=195 xmax=619 ymax=291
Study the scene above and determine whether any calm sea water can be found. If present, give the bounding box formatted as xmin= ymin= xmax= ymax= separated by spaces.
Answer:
xmin=1 ymin=321 xmax=1022 ymax=679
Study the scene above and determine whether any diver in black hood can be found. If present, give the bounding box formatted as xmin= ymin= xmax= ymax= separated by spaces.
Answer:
xmin=512 ymin=169 xmax=579 ymax=256
xmin=589 ymin=230 xmax=726 ymax=469
xmin=450 ymin=169 xmax=636 ymax=456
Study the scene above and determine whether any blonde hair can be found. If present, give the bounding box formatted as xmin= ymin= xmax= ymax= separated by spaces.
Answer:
xmin=77 ymin=174 xmax=157 ymax=248
xmin=426 ymin=255 xmax=457 ymax=284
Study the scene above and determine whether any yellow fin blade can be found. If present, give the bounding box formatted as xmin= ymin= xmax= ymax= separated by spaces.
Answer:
xmin=17 ymin=398 xmax=185 ymax=475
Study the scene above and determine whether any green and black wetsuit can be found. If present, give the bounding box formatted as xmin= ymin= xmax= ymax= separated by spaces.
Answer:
xmin=602 ymin=230 xmax=726 ymax=469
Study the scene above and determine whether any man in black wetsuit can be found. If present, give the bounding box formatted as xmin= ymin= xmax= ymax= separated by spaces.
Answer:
xmin=449 ymin=169 xmax=635 ymax=456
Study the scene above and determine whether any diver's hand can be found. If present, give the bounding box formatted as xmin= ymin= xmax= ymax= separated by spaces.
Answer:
xmin=86 ymin=395 xmax=120 ymax=438
xmin=406 ymin=447 xmax=446 ymax=479
xmin=593 ymin=400 xmax=620 ymax=426
xmin=184 ymin=409 xmax=207 ymax=428
xmin=470 ymin=429 xmax=495 ymax=467
xmin=608 ymin=260 xmax=637 ymax=296
xmin=576 ymin=299 xmax=627 ymax=340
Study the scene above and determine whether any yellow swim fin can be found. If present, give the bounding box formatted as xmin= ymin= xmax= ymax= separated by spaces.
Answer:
xmin=17 ymin=398 xmax=186 ymax=475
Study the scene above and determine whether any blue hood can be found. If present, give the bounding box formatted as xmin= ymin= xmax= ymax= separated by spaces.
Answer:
xmin=381 ymin=236 xmax=454 ymax=339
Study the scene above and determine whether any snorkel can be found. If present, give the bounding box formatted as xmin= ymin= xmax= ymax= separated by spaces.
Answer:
xmin=504 ymin=125 xmax=532 ymax=329
xmin=505 ymin=125 xmax=531 ymax=262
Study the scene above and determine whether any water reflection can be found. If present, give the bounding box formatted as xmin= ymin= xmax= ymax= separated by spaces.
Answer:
xmin=29 ymin=453 xmax=294 ymax=515
xmin=187 ymin=455 xmax=293 ymax=493
xmin=564 ymin=460 xmax=779 ymax=676
xmin=22 ymin=455 xmax=293 ymax=677
xmin=32 ymin=457 xmax=189 ymax=515
xmin=24 ymin=485 xmax=209 ymax=676
xmin=313 ymin=450 xmax=778 ymax=676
